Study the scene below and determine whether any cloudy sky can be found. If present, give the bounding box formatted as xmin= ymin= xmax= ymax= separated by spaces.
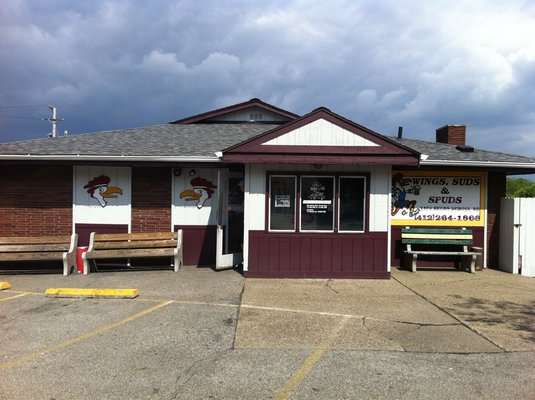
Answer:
xmin=1 ymin=0 xmax=535 ymax=157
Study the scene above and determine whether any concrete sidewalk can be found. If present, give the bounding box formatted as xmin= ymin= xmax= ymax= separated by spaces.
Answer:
xmin=393 ymin=268 xmax=535 ymax=351
xmin=236 ymin=269 xmax=535 ymax=353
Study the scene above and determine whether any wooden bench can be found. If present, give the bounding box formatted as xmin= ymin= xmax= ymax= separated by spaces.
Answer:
xmin=0 ymin=234 xmax=78 ymax=276
xmin=401 ymin=227 xmax=482 ymax=273
xmin=82 ymin=231 xmax=183 ymax=275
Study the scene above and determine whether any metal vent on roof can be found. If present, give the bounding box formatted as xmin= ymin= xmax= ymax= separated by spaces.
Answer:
xmin=456 ymin=144 xmax=474 ymax=152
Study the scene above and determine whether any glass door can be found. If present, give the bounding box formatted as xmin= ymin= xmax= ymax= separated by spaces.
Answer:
xmin=216 ymin=167 xmax=244 ymax=269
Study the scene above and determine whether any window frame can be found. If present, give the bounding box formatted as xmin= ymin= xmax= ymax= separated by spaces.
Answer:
xmin=337 ymin=175 xmax=367 ymax=234
xmin=268 ymin=174 xmax=297 ymax=232
xmin=299 ymin=175 xmax=336 ymax=233
xmin=266 ymin=172 xmax=369 ymax=234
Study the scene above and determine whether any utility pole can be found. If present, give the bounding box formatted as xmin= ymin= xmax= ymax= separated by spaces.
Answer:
xmin=45 ymin=105 xmax=64 ymax=138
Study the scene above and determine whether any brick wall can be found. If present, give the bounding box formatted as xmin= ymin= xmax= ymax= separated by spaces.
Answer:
xmin=131 ymin=167 xmax=171 ymax=232
xmin=0 ymin=165 xmax=72 ymax=236
xmin=436 ymin=125 xmax=466 ymax=146
xmin=486 ymin=172 xmax=506 ymax=267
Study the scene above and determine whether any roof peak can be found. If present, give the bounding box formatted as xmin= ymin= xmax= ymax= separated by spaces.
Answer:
xmin=170 ymin=98 xmax=299 ymax=124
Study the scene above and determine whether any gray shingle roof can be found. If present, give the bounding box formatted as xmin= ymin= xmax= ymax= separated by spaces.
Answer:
xmin=392 ymin=137 xmax=535 ymax=164
xmin=0 ymin=123 xmax=278 ymax=158
xmin=0 ymin=122 xmax=534 ymax=165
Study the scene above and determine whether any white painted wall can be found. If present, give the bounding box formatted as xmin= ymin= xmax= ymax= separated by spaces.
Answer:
xmin=73 ymin=165 xmax=131 ymax=227
xmin=242 ymin=163 xmax=391 ymax=271
xmin=172 ymin=167 xmax=219 ymax=226
xmin=263 ymin=118 xmax=379 ymax=147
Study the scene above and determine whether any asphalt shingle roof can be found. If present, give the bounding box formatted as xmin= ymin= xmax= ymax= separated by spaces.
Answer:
xmin=0 ymin=123 xmax=279 ymax=158
xmin=0 ymin=122 xmax=534 ymax=165
xmin=392 ymin=137 xmax=535 ymax=164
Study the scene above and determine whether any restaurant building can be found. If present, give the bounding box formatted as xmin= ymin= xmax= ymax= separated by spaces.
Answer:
xmin=1 ymin=98 xmax=534 ymax=278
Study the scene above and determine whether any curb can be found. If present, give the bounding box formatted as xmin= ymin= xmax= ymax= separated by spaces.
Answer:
xmin=45 ymin=288 xmax=139 ymax=299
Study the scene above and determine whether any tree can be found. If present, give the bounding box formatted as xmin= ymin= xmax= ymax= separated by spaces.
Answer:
xmin=507 ymin=178 xmax=535 ymax=197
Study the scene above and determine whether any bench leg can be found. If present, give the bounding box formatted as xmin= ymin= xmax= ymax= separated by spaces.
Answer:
xmin=82 ymin=254 xmax=90 ymax=275
xmin=411 ymin=254 xmax=418 ymax=272
xmin=62 ymin=254 xmax=70 ymax=276
xmin=173 ymin=250 xmax=182 ymax=272
xmin=469 ymin=254 xmax=476 ymax=273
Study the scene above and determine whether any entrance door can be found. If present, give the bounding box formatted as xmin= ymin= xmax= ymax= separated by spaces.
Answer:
xmin=215 ymin=167 xmax=244 ymax=269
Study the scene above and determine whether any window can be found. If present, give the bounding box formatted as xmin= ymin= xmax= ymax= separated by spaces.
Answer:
xmin=300 ymin=176 xmax=335 ymax=231
xmin=338 ymin=177 xmax=366 ymax=232
xmin=269 ymin=175 xmax=296 ymax=231
xmin=267 ymin=173 xmax=367 ymax=233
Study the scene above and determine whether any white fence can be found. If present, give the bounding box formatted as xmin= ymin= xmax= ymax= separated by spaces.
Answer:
xmin=500 ymin=198 xmax=535 ymax=276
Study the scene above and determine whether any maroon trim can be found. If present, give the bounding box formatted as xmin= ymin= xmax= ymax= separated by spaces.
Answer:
xmin=223 ymin=108 xmax=420 ymax=157
xmin=223 ymin=153 xmax=419 ymax=165
xmin=170 ymin=98 xmax=299 ymax=124
xmin=174 ymin=225 xmax=217 ymax=266
xmin=75 ymin=223 xmax=129 ymax=246
xmin=247 ymin=230 xmax=388 ymax=278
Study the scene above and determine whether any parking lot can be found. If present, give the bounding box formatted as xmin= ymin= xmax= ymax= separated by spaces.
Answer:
xmin=1 ymin=267 xmax=535 ymax=399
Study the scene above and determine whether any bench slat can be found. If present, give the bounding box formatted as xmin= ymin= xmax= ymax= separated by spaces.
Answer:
xmin=86 ymin=248 xmax=175 ymax=259
xmin=0 ymin=236 xmax=72 ymax=245
xmin=0 ymin=252 xmax=66 ymax=261
xmin=93 ymin=240 xmax=177 ymax=250
xmin=406 ymin=251 xmax=481 ymax=255
xmin=402 ymin=239 xmax=473 ymax=245
xmin=401 ymin=228 xmax=470 ymax=234
xmin=402 ymin=233 xmax=473 ymax=240
xmin=0 ymin=244 xmax=70 ymax=252
xmin=93 ymin=232 xmax=177 ymax=242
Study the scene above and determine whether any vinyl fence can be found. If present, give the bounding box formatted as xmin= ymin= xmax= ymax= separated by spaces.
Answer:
xmin=500 ymin=198 xmax=535 ymax=277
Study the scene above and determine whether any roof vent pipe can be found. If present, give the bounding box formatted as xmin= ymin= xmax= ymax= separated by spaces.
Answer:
xmin=397 ymin=126 xmax=403 ymax=139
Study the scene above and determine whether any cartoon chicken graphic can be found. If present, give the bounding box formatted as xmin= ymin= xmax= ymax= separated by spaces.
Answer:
xmin=179 ymin=176 xmax=217 ymax=209
xmin=83 ymin=175 xmax=123 ymax=207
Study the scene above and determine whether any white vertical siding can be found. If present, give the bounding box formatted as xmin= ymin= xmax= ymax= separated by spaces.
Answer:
xmin=368 ymin=165 xmax=391 ymax=232
xmin=263 ymin=118 xmax=379 ymax=147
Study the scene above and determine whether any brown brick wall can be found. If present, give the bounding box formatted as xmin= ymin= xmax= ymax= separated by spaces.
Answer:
xmin=131 ymin=167 xmax=171 ymax=232
xmin=486 ymin=172 xmax=506 ymax=267
xmin=0 ymin=165 xmax=72 ymax=236
xmin=436 ymin=125 xmax=466 ymax=146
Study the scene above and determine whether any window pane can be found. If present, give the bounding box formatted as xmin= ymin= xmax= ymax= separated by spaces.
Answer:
xmin=300 ymin=176 xmax=334 ymax=231
xmin=270 ymin=176 xmax=296 ymax=230
xmin=339 ymin=177 xmax=365 ymax=231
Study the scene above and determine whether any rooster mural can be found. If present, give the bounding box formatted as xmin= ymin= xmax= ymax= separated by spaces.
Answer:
xmin=83 ymin=175 xmax=123 ymax=207
xmin=179 ymin=176 xmax=217 ymax=209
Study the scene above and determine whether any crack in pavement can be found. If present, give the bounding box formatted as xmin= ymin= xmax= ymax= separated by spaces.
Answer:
xmin=392 ymin=274 xmax=507 ymax=352
xmin=167 ymin=350 xmax=229 ymax=400
xmin=239 ymin=303 xmax=461 ymax=327
xmin=325 ymin=279 xmax=340 ymax=294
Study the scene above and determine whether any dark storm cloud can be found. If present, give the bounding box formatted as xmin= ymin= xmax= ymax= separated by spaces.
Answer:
xmin=1 ymin=0 xmax=535 ymax=157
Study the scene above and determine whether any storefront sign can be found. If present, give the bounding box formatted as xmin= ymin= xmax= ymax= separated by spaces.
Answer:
xmin=391 ymin=172 xmax=485 ymax=226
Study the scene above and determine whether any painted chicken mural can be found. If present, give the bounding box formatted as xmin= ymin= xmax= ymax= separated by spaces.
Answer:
xmin=179 ymin=176 xmax=217 ymax=209
xmin=83 ymin=175 xmax=123 ymax=207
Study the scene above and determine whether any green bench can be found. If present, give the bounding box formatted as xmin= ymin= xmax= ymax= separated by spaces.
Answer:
xmin=401 ymin=227 xmax=482 ymax=273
